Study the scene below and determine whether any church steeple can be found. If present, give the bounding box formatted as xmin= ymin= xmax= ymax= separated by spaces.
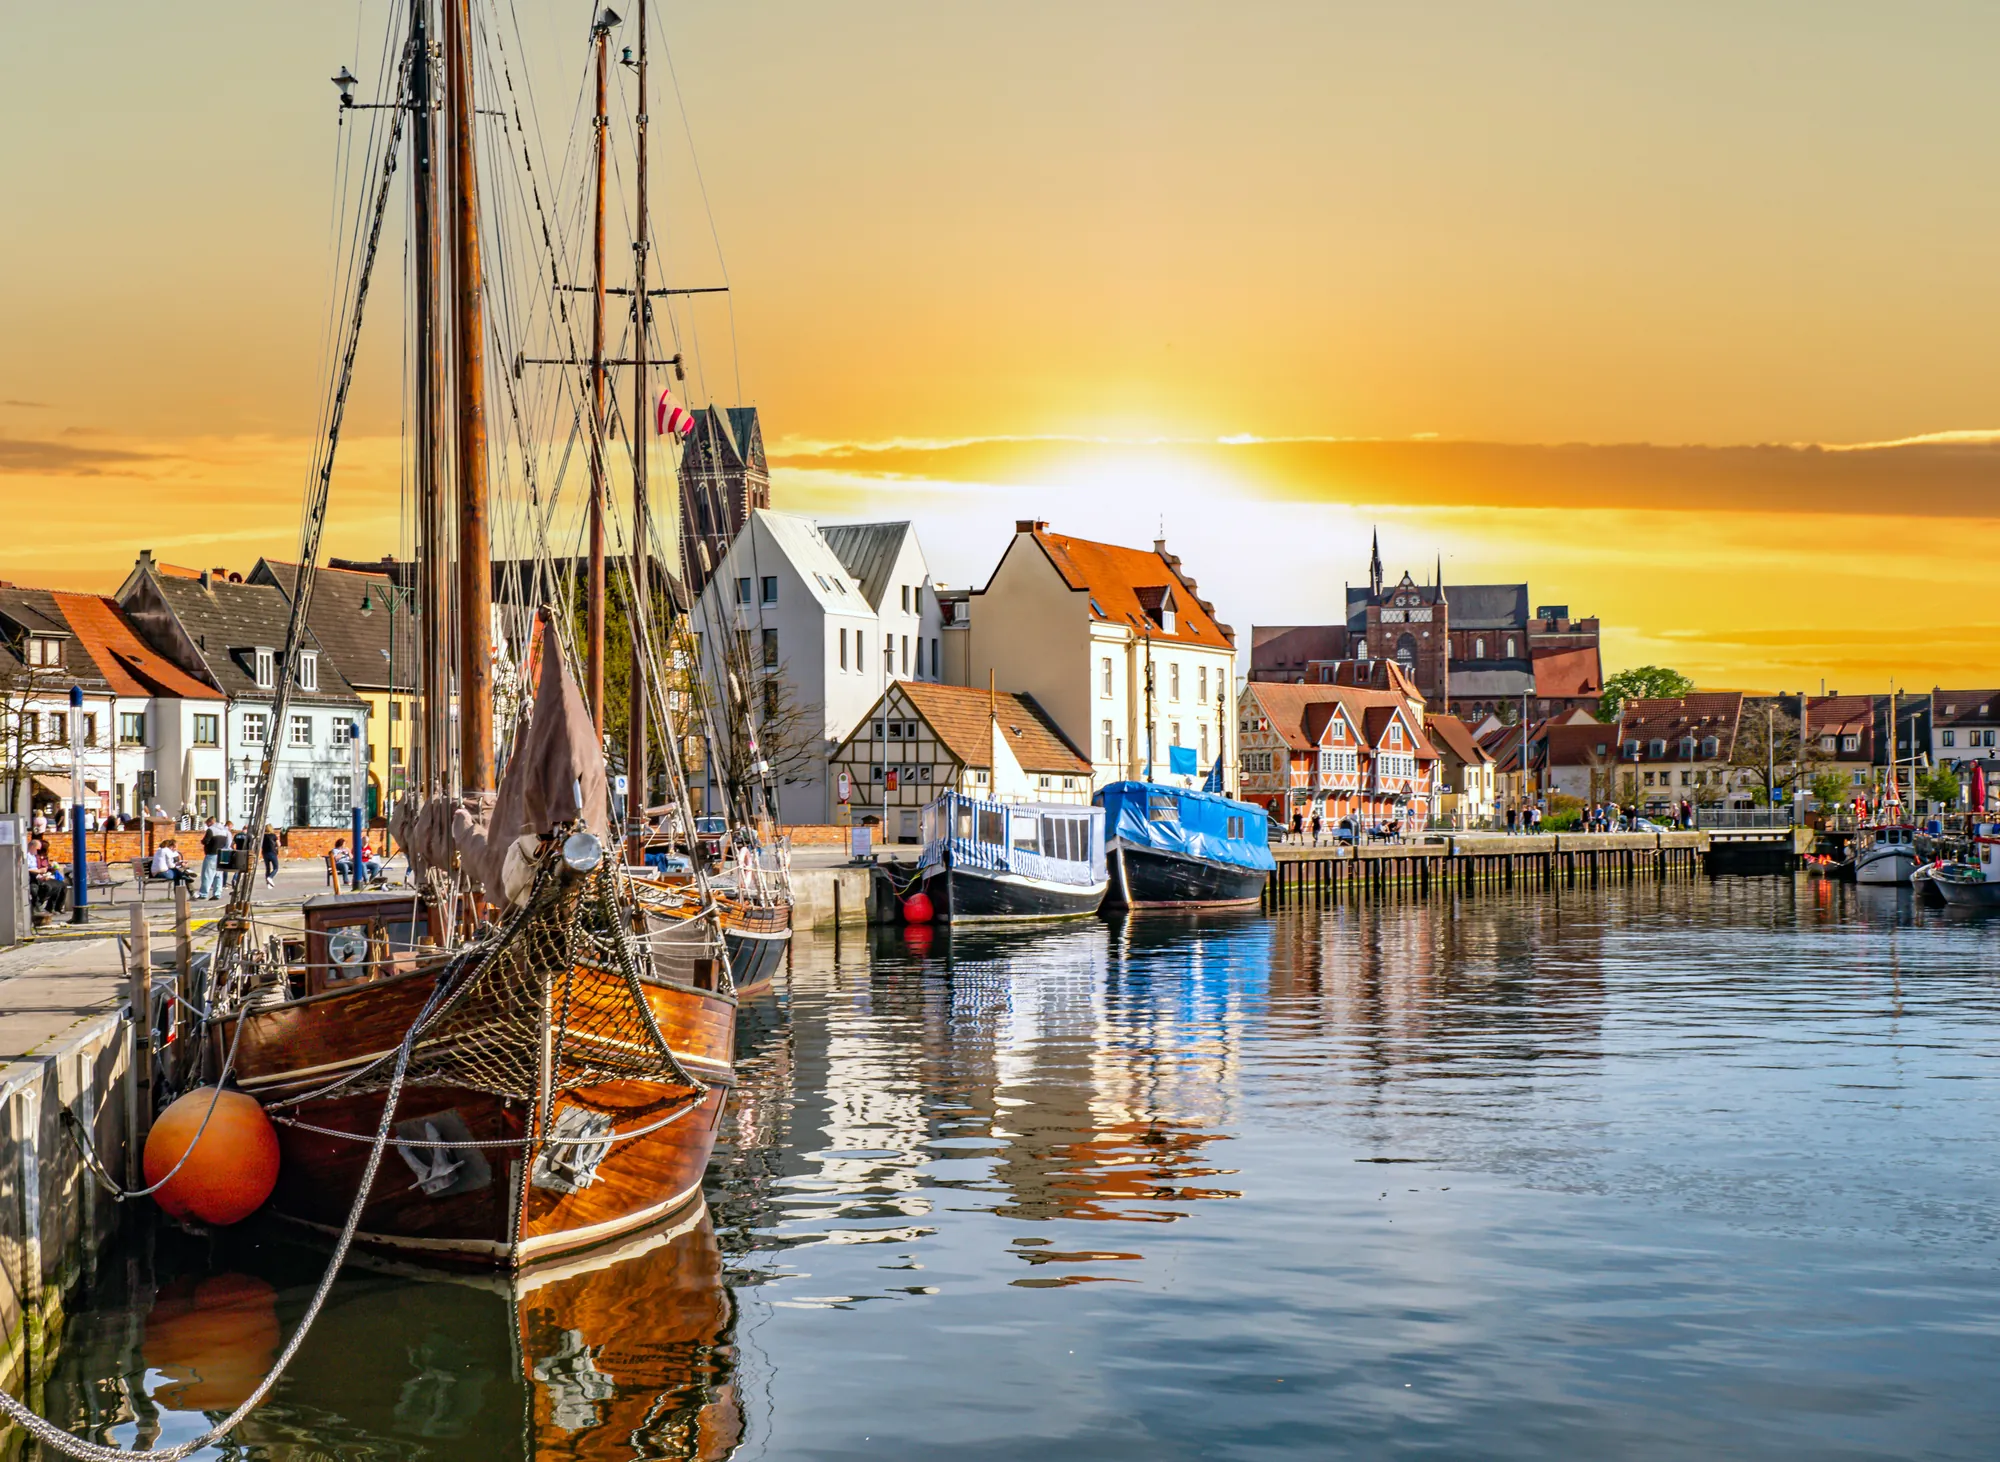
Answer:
xmin=1434 ymin=553 xmax=1446 ymax=604
xmin=1368 ymin=527 xmax=1384 ymax=598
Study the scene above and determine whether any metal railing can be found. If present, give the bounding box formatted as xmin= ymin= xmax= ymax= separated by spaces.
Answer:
xmin=1694 ymin=809 xmax=1795 ymax=830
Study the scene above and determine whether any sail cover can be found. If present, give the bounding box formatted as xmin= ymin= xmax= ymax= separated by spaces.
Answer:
xmin=1095 ymin=781 xmax=1276 ymax=873
xmin=397 ymin=615 xmax=610 ymax=900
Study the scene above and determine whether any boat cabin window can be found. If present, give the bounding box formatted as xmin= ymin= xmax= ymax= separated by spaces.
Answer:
xmin=1011 ymin=813 xmax=1040 ymax=853
xmin=976 ymin=807 xmax=1004 ymax=845
xmin=1226 ymin=815 xmax=1245 ymax=839
xmin=1147 ymin=793 xmax=1180 ymax=822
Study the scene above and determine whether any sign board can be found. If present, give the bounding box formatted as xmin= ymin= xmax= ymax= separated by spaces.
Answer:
xmin=613 ymin=774 xmax=629 ymax=799
xmin=836 ymin=770 xmax=851 ymax=804
xmin=849 ymin=824 xmax=872 ymax=860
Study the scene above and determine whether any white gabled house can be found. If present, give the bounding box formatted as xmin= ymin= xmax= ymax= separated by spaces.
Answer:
xmin=688 ymin=511 xmax=944 ymax=825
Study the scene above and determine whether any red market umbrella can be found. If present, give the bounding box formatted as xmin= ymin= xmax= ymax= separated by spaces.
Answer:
xmin=1974 ymin=763 xmax=1988 ymax=813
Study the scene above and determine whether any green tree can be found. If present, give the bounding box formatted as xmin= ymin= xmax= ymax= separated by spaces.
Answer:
xmin=1808 ymin=769 xmax=1850 ymax=812
xmin=1918 ymin=766 xmax=1961 ymax=808
xmin=1597 ymin=666 xmax=1696 ymax=722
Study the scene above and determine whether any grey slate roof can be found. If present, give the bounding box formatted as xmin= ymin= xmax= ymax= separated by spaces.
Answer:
xmin=1345 ymin=581 xmax=1528 ymax=632
xmin=252 ymin=559 xmax=416 ymax=694
xmin=144 ymin=574 xmax=363 ymax=706
xmin=820 ymin=522 xmax=912 ymax=612
xmin=1446 ymin=668 xmax=1535 ymax=697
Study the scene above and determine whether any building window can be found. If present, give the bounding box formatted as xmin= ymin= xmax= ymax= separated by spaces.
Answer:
xmin=242 ymin=713 xmax=267 ymax=745
xmin=119 ymin=711 xmax=146 ymax=746
xmin=26 ymin=636 xmax=62 ymax=668
xmin=254 ymin=647 xmax=275 ymax=689
xmin=332 ymin=720 xmax=353 ymax=747
xmin=735 ymin=577 xmax=752 ymax=604
xmin=1169 ymin=664 xmax=1181 ymax=702
xmin=390 ymin=745 xmax=404 ymax=766
xmin=884 ymin=635 xmax=893 ymax=673
xmin=1851 ymin=771 xmax=1866 ymax=787
xmin=332 ymin=773 xmax=352 ymax=810
xmin=760 ymin=576 xmax=778 ymax=606
xmin=855 ymin=633 xmax=864 ymax=673
xmin=901 ymin=585 xmax=911 ymax=612
xmin=1102 ymin=719 xmax=1115 ymax=761
xmin=195 ymin=778 xmax=220 ymax=821
xmin=82 ymin=713 xmax=98 ymax=747
xmin=193 ymin=713 xmax=219 ymax=747
xmin=389 ymin=700 xmax=402 ymax=722
xmin=762 ymin=628 xmax=779 ymax=668
xmin=1357 ymin=641 xmax=1369 ymax=661
xmin=22 ymin=711 xmax=37 ymax=742
xmin=299 ymin=650 xmax=318 ymax=692
xmin=930 ymin=638 xmax=939 ymax=677
xmin=1841 ymin=734 xmax=1858 ymax=752
xmin=1169 ymin=720 xmax=1181 ymax=748
xmin=1197 ymin=665 xmax=1208 ymax=704
xmin=763 ymin=679 xmax=781 ymax=718
xmin=1200 ymin=724 xmax=1210 ymax=763
xmin=1101 ymin=657 xmax=1113 ymax=698
xmin=902 ymin=635 xmax=910 ymax=675
xmin=47 ymin=712 xmax=65 ymax=745
xmin=290 ymin=715 xmax=313 ymax=748
xmin=839 ymin=628 xmax=848 ymax=670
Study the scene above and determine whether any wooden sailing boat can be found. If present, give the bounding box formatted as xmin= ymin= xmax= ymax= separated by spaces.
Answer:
xmin=201 ymin=0 xmax=734 ymax=1267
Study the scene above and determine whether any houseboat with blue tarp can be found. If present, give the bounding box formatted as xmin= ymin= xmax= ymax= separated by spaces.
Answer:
xmin=1097 ymin=781 xmax=1274 ymax=909
xmin=916 ymin=791 xmax=1108 ymax=921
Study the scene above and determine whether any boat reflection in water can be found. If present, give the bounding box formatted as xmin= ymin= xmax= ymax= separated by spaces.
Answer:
xmin=68 ymin=1205 xmax=741 ymax=1461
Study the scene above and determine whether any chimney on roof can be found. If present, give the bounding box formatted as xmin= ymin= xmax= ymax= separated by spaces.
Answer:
xmin=1014 ymin=519 xmax=1046 ymax=534
xmin=137 ymin=549 xmax=154 ymax=571
xmin=199 ymin=569 xmax=212 ymax=590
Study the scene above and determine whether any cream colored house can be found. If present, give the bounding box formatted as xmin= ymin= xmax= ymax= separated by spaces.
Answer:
xmin=963 ymin=521 xmax=1238 ymax=795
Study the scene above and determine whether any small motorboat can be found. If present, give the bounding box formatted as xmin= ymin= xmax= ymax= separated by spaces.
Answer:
xmin=1933 ymin=837 xmax=2000 ymax=908
xmin=1853 ymin=825 xmax=1917 ymax=886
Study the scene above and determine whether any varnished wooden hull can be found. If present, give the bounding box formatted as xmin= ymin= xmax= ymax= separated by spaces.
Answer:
xmin=719 ymin=898 xmax=791 ymax=991
xmin=216 ymin=957 xmax=735 ymax=1267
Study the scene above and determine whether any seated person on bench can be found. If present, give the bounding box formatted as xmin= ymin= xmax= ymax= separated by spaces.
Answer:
xmin=331 ymin=839 xmax=384 ymax=884
xmin=150 ymin=841 xmax=191 ymax=886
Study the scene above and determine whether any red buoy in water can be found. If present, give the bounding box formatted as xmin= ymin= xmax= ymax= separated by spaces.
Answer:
xmin=902 ymin=890 xmax=934 ymax=924
xmin=145 ymin=1087 xmax=280 ymax=1227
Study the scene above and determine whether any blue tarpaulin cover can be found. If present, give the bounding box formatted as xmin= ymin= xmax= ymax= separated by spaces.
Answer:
xmin=1095 ymin=781 xmax=1276 ymax=872
xmin=1168 ymin=745 xmax=1199 ymax=776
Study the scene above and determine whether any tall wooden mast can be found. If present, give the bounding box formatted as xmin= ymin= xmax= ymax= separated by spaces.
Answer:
xmin=625 ymin=0 xmax=652 ymax=841
xmin=410 ymin=0 xmax=449 ymax=791
xmin=585 ymin=12 xmax=613 ymax=730
xmin=444 ymin=0 xmax=494 ymax=795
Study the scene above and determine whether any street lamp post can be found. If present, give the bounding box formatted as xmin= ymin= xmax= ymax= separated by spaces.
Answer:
xmin=350 ymin=719 xmax=365 ymax=890
xmin=68 ymin=684 xmax=88 ymax=923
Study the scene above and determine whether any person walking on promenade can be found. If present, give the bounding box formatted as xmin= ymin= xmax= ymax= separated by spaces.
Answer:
xmin=261 ymin=824 xmax=280 ymax=889
xmin=1291 ymin=810 xmax=1304 ymax=846
xmin=196 ymin=817 xmax=225 ymax=899
xmin=1310 ymin=809 xmax=1323 ymax=847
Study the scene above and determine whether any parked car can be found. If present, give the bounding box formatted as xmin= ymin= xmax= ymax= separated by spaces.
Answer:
xmin=693 ymin=815 xmax=729 ymax=863
xmin=1633 ymin=817 xmax=1671 ymax=833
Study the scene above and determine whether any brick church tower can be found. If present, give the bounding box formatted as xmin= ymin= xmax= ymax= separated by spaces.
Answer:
xmin=678 ymin=406 xmax=770 ymax=599
xmin=1357 ymin=556 xmax=1450 ymax=706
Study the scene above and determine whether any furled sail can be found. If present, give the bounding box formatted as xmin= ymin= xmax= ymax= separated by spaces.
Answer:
xmin=397 ymin=615 xmax=610 ymax=902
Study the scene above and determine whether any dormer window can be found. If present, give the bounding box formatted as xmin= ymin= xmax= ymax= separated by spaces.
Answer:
xmin=24 ymin=635 xmax=62 ymax=669
xmin=1648 ymin=738 xmax=1666 ymax=758
xmin=254 ymin=647 xmax=275 ymax=690
xmin=299 ymin=650 xmax=318 ymax=692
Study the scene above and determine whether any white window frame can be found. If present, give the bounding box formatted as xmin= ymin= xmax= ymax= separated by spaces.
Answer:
xmin=289 ymin=714 xmax=313 ymax=748
xmin=254 ymin=647 xmax=275 ymax=690
xmin=331 ymin=719 xmax=353 ymax=747
xmin=1101 ymin=657 xmax=1113 ymax=698
xmin=241 ymin=712 xmax=268 ymax=746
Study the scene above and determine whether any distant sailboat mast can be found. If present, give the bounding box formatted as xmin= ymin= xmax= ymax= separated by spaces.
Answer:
xmin=625 ymin=0 xmax=653 ymax=851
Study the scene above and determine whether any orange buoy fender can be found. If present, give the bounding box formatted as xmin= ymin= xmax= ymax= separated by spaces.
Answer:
xmin=145 ymin=1087 xmax=280 ymax=1226
xmin=902 ymin=891 xmax=934 ymax=924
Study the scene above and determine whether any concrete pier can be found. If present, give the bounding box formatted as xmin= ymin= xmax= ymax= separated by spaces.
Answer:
xmin=1265 ymin=830 xmax=1718 ymax=904
xmin=1 ymin=936 xmax=141 ymax=1408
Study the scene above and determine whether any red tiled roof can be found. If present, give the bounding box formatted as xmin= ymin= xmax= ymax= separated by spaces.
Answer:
xmin=1532 ymin=645 xmax=1601 ymax=699
xmin=1801 ymin=696 xmax=1871 ymax=736
xmin=1538 ymin=722 xmax=1620 ymax=767
xmin=1931 ymin=689 xmax=2000 ymax=726
xmin=1616 ymin=693 xmax=1744 ymax=761
xmin=1244 ymin=681 xmax=1433 ymax=757
xmin=1028 ymin=529 xmax=1233 ymax=650
xmin=49 ymin=591 xmax=221 ymax=700
xmin=156 ymin=562 xmax=206 ymax=579
xmin=1424 ymin=713 xmax=1491 ymax=765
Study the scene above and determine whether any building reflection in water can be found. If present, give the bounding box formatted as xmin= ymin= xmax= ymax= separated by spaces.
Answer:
xmin=41 ymin=1204 xmax=742 ymax=1461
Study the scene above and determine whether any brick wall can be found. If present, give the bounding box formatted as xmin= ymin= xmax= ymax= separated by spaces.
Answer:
xmin=779 ymin=824 xmax=848 ymax=847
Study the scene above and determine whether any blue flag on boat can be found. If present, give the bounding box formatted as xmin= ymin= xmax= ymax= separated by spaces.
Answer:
xmin=1202 ymin=755 xmax=1224 ymax=792
xmin=1168 ymin=744 xmax=1198 ymax=776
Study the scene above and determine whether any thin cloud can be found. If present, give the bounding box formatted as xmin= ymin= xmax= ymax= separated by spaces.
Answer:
xmin=0 ymin=399 xmax=50 ymax=409
xmin=0 ymin=435 xmax=160 ymax=475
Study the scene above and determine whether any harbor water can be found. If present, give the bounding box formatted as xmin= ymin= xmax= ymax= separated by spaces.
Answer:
xmin=25 ymin=877 xmax=2000 ymax=1460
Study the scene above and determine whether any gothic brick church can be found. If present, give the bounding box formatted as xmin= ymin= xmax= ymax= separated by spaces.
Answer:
xmin=1250 ymin=531 xmax=1604 ymax=723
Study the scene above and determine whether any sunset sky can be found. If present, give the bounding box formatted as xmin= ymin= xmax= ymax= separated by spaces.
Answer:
xmin=3 ymin=1 xmax=1997 ymax=691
